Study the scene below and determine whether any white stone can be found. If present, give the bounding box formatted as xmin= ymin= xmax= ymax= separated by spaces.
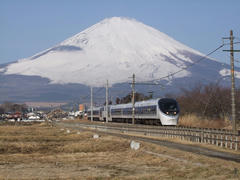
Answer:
xmin=130 ymin=141 xmax=140 ymax=150
xmin=93 ymin=134 xmax=99 ymax=139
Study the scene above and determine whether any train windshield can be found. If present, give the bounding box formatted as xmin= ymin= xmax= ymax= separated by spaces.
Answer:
xmin=158 ymin=98 xmax=179 ymax=115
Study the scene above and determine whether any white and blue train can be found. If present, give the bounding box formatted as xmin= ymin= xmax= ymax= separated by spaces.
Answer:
xmin=87 ymin=98 xmax=179 ymax=126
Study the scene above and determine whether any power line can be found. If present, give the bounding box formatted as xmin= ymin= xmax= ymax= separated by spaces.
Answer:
xmin=223 ymin=41 xmax=240 ymax=46
xmin=130 ymin=42 xmax=239 ymax=94
xmin=225 ymin=54 xmax=240 ymax=67
xmin=235 ymin=37 xmax=240 ymax=41
xmin=78 ymin=41 xmax=239 ymax=104
xmin=84 ymin=41 xmax=238 ymax=97
xmin=138 ymin=44 xmax=225 ymax=83
xmin=203 ymin=75 xmax=231 ymax=85
xmin=137 ymin=42 xmax=239 ymax=85
xmin=93 ymin=87 xmax=105 ymax=95
xmin=76 ymin=87 xmax=105 ymax=104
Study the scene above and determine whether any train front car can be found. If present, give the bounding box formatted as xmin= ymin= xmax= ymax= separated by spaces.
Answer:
xmin=158 ymin=98 xmax=179 ymax=125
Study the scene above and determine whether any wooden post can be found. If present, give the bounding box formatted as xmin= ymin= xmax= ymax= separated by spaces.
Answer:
xmin=106 ymin=80 xmax=109 ymax=123
xmin=230 ymin=136 xmax=233 ymax=150
xmin=235 ymin=136 xmax=238 ymax=151
xmin=225 ymin=136 xmax=228 ymax=148
xmin=221 ymin=134 xmax=223 ymax=148
xmin=202 ymin=131 xmax=204 ymax=143
xmin=204 ymin=132 xmax=206 ymax=143
xmin=208 ymin=133 xmax=210 ymax=144
xmin=131 ymin=74 xmax=135 ymax=125
xmin=90 ymin=87 xmax=93 ymax=122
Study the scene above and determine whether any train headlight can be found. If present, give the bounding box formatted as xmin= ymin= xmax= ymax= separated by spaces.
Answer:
xmin=166 ymin=112 xmax=169 ymax=115
xmin=174 ymin=112 xmax=176 ymax=115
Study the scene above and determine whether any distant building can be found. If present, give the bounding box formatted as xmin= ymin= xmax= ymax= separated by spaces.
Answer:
xmin=79 ymin=104 xmax=85 ymax=112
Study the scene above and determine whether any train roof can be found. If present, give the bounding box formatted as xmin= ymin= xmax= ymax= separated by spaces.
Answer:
xmin=87 ymin=98 xmax=177 ymax=110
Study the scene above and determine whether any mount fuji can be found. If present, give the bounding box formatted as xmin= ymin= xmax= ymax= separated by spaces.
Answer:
xmin=0 ymin=17 xmax=239 ymax=103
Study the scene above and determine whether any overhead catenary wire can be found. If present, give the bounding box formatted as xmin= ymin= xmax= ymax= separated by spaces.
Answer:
xmin=235 ymin=37 xmax=240 ymax=41
xmin=78 ymin=41 xmax=239 ymax=105
xmin=111 ymin=43 xmax=237 ymax=102
xmin=223 ymin=41 xmax=240 ymax=46
xmin=138 ymin=44 xmax=225 ymax=84
xmin=225 ymin=54 xmax=240 ymax=68
xmin=71 ymin=86 xmax=106 ymax=108
xmin=130 ymin=41 xmax=240 ymax=97
xmin=137 ymin=42 xmax=240 ymax=85
xmin=235 ymin=59 xmax=240 ymax=68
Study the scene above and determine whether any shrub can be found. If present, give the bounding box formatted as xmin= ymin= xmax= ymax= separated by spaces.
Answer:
xmin=176 ymin=84 xmax=240 ymax=122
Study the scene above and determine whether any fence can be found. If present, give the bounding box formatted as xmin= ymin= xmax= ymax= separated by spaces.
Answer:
xmin=145 ymin=126 xmax=239 ymax=151
xmin=64 ymin=122 xmax=240 ymax=151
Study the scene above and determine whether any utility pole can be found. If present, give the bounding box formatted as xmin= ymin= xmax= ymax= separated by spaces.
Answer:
xmin=230 ymin=30 xmax=236 ymax=135
xmin=132 ymin=74 xmax=135 ymax=124
xmin=106 ymin=80 xmax=109 ymax=123
xmin=90 ymin=87 xmax=93 ymax=122
xmin=223 ymin=30 xmax=240 ymax=135
xmin=128 ymin=75 xmax=164 ymax=124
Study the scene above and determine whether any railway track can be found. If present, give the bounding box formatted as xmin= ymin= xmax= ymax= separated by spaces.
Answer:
xmin=67 ymin=120 xmax=240 ymax=135
xmin=56 ymin=121 xmax=240 ymax=163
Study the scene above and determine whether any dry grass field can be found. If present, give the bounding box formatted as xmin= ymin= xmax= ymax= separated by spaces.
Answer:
xmin=178 ymin=114 xmax=233 ymax=129
xmin=0 ymin=123 xmax=239 ymax=179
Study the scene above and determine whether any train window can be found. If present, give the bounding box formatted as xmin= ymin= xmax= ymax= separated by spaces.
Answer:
xmin=135 ymin=106 xmax=156 ymax=115
xmin=122 ymin=107 xmax=136 ymax=115
xmin=150 ymin=106 xmax=156 ymax=114
xmin=93 ymin=111 xmax=99 ymax=115
xmin=158 ymin=99 xmax=179 ymax=114
xmin=112 ymin=108 xmax=122 ymax=115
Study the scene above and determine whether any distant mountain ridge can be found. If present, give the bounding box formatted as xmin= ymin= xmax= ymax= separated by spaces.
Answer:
xmin=0 ymin=17 xmax=239 ymax=103
xmin=2 ymin=17 xmax=207 ymax=86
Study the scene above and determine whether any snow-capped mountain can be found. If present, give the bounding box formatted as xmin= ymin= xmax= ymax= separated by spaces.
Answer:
xmin=0 ymin=17 xmax=239 ymax=102
xmin=2 ymin=17 xmax=211 ymax=87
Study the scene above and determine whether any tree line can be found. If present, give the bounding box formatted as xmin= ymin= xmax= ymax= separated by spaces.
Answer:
xmin=0 ymin=102 xmax=28 ymax=114
xmin=176 ymin=84 xmax=240 ymax=120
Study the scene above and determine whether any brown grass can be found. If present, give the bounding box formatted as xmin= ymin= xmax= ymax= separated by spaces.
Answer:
xmin=178 ymin=114 xmax=231 ymax=129
xmin=0 ymin=124 xmax=129 ymax=154
xmin=0 ymin=123 xmax=239 ymax=179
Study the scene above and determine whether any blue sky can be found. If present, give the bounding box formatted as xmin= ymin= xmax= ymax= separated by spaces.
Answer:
xmin=0 ymin=0 xmax=240 ymax=65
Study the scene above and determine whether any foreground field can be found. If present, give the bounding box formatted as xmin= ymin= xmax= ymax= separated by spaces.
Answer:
xmin=0 ymin=123 xmax=239 ymax=179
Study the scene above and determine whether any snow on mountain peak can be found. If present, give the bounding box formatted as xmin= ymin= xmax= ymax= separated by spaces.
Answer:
xmin=4 ymin=17 xmax=206 ymax=87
